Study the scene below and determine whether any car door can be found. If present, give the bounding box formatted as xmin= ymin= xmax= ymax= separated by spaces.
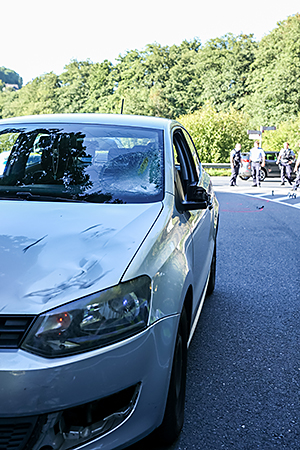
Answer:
xmin=172 ymin=127 xmax=214 ymax=313
xmin=265 ymin=152 xmax=279 ymax=177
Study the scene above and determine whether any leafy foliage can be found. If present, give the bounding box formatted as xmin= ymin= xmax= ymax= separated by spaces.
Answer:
xmin=0 ymin=132 xmax=18 ymax=153
xmin=0 ymin=67 xmax=23 ymax=88
xmin=195 ymin=33 xmax=257 ymax=112
xmin=260 ymin=115 xmax=300 ymax=155
xmin=245 ymin=14 xmax=300 ymax=127
xmin=179 ymin=103 xmax=251 ymax=162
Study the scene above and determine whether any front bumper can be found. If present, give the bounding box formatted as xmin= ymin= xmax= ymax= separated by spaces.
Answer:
xmin=0 ymin=314 xmax=179 ymax=450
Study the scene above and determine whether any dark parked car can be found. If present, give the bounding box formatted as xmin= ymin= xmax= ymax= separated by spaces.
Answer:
xmin=239 ymin=151 xmax=296 ymax=181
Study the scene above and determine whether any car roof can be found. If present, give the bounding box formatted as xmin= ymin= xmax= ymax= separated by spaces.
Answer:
xmin=0 ymin=113 xmax=179 ymax=131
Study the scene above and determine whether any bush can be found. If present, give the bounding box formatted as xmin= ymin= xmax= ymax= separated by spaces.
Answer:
xmin=178 ymin=103 xmax=251 ymax=163
xmin=262 ymin=115 xmax=300 ymax=156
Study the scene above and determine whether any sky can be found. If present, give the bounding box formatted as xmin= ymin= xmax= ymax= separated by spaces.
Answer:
xmin=1 ymin=0 xmax=299 ymax=85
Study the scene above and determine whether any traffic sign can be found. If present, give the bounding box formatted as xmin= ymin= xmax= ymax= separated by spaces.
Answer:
xmin=261 ymin=126 xmax=276 ymax=131
xmin=247 ymin=130 xmax=261 ymax=135
xmin=248 ymin=134 xmax=261 ymax=140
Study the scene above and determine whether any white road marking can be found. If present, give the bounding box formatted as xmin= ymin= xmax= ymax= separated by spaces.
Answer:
xmin=212 ymin=177 xmax=300 ymax=210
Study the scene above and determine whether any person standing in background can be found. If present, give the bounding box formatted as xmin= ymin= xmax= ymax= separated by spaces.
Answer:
xmin=249 ymin=140 xmax=265 ymax=187
xmin=292 ymin=143 xmax=300 ymax=191
xmin=230 ymin=143 xmax=242 ymax=186
xmin=277 ymin=142 xmax=295 ymax=185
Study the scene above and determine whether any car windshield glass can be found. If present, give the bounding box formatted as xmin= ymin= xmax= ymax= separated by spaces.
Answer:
xmin=266 ymin=153 xmax=276 ymax=160
xmin=0 ymin=123 xmax=164 ymax=203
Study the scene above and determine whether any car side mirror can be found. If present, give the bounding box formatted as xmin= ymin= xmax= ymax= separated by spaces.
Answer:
xmin=180 ymin=199 xmax=209 ymax=211
xmin=187 ymin=183 xmax=211 ymax=203
xmin=175 ymin=172 xmax=212 ymax=212
xmin=180 ymin=184 xmax=212 ymax=211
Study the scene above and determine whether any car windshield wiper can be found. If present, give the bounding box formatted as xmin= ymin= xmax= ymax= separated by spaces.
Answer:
xmin=0 ymin=191 xmax=86 ymax=202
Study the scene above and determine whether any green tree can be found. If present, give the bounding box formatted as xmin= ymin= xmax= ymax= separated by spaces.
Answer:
xmin=245 ymin=14 xmax=300 ymax=127
xmin=107 ymin=49 xmax=146 ymax=114
xmin=110 ymin=43 xmax=188 ymax=117
xmin=0 ymin=72 xmax=60 ymax=117
xmin=58 ymin=60 xmax=92 ymax=113
xmin=82 ymin=60 xmax=114 ymax=113
xmin=195 ymin=33 xmax=257 ymax=112
xmin=0 ymin=67 xmax=23 ymax=88
xmin=164 ymin=40 xmax=202 ymax=118
xmin=1 ymin=14 xmax=299 ymax=143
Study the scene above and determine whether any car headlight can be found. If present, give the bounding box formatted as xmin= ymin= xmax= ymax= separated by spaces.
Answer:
xmin=21 ymin=276 xmax=151 ymax=358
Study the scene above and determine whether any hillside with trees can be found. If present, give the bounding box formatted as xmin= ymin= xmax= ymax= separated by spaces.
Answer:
xmin=0 ymin=67 xmax=23 ymax=89
xmin=0 ymin=13 xmax=300 ymax=161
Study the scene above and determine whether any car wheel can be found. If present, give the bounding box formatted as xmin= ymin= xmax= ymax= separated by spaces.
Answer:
xmin=156 ymin=307 xmax=188 ymax=445
xmin=260 ymin=169 xmax=266 ymax=182
xmin=206 ymin=241 xmax=216 ymax=296
xmin=239 ymin=175 xmax=250 ymax=180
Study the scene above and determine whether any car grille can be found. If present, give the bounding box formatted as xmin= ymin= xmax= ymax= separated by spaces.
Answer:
xmin=0 ymin=315 xmax=35 ymax=348
xmin=0 ymin=416 xmax=39 ymax=450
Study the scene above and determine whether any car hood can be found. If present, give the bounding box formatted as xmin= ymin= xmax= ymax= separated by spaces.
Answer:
xmin=0 ymin=201 xmax=162 ymax=314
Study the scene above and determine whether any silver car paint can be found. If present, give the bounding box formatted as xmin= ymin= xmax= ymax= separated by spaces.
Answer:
xmin=0 ymin=201 xmax=162 ymax=314
xmin=142 ymin=123 xmax=216 ymax=323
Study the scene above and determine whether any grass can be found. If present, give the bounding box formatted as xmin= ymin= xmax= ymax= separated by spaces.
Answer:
xmin=204 ymin=168 xmax=231 ymax=176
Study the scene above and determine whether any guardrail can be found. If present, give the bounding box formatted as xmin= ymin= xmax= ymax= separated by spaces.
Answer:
xmin=202 ymin=163 xmax=231 ymax=169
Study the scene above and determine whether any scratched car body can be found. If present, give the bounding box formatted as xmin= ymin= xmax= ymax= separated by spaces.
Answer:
xmin=0 ymin=114 xmax=219 ymax=450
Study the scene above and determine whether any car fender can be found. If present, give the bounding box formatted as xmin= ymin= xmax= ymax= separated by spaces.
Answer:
xmin=122 ymin=193 xmax=194 ymax=323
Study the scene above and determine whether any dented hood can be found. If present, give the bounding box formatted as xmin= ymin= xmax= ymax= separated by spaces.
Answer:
xmin=0 ymin=200 xmax=162 ymax=314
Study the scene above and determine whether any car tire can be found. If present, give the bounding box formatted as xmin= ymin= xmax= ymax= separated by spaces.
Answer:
xmin=239 ymin=175 xmax=250 ymax=180
xmin=155 ymin=306 xmax=188 ymax=445
xmin=260 ymin=168 xmax=266 ymax=182
xmin=206 ymin=241 xmax=216 ymax=296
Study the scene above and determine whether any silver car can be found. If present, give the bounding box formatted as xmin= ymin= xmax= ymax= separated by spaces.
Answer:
xmin=0 ymin=114 xmax=219 ymax=450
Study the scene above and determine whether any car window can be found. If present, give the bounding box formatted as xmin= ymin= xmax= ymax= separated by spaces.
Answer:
xmin=0 ymin=124 xmax=164 ymax=204
xmin=173 ymin=128 xmax=198 ymax=196
xmin=182 ymin=129 xmax=200 ymax=178
xmin=0 ymin=150 xmax=10 ymax=175
xmin=266 ymin=153 xmax=276 ymax=161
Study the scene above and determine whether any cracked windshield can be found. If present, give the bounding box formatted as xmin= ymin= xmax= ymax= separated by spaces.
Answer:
xmin=0 ymin=123 xmax=164 ymax=203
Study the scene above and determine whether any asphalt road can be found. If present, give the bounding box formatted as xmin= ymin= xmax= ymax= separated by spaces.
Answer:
xmin=129 ymin=176 xmax=300 ymax=450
